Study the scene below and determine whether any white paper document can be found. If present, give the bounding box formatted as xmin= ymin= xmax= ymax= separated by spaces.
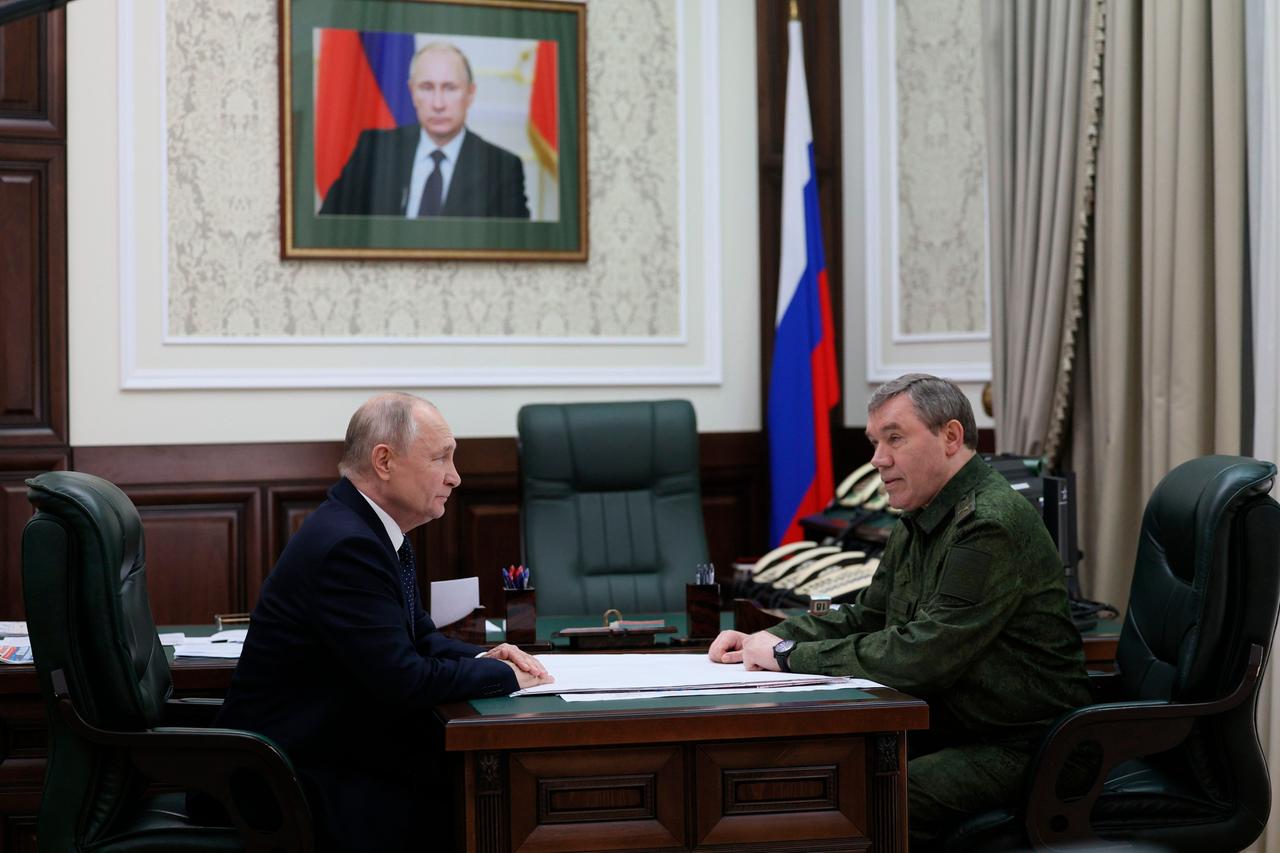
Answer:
xmin=172 ymin=628 xmax=247 ymax=659
xmin=561 ymin=681 xmax=883 ymax=702
xmin=157 ymin=633 xmax=186 ymax=645
xmin=0 ymin=622 xmax=28 ymax=635
xmin=512 ymin=654 xmax=878 ymax=696
xmin=173 ymin=643 xmax=243 ymax=659
xmin=429 ymin=577 xmax=480 ymax=628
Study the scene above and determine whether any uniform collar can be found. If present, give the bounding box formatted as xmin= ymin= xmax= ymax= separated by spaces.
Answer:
xmin=908 ymin=453 xmax=987 ymax=534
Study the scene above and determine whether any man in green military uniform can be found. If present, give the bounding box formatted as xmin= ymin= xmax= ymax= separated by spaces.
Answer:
xmin=710 ymin=374 xmax=1091 ymax=847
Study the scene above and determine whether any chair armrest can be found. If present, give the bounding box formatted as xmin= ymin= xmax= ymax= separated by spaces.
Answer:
xmin=51 ymin=670 xmax=313 ymax=852
xmin=1086 ymin=670 xmax=1123 ymax=702
xmin=163 ymin=696 xmax=223 ymax=726
xmin=1024 ymin=643 xmax=1264 ymax=850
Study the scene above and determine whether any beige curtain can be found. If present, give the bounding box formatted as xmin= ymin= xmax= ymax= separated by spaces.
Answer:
xmin=1069 ymin=0 xmax=1245 ymax=614
xmin=983 ymin=0 xmax=1101 ymax=461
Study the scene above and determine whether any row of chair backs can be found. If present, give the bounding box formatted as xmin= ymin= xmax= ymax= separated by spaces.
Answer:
xmin=518 ymin=400 xmax=710 ymax=615
xmin=22 ymin=472 xmax=172 ymax=849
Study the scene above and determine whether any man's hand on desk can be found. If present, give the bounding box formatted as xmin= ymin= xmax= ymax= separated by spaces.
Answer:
xmin=708 ymin=629 xmax=784 ymax=671
xmin=482 ymin=643 xmax=555 ymax=689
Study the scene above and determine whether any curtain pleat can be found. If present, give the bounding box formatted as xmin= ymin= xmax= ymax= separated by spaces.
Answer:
xmin=1070 ymin=0 xmax=1245 ymax=616
xmin=984 ymin=0 xmax=1098 ymax=460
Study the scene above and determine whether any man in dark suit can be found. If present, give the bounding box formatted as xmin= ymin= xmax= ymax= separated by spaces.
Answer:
xmin=320 ymin=42 xmax=530 ymax=219
xmin=215 ymin=393 xmax=551 ymax=851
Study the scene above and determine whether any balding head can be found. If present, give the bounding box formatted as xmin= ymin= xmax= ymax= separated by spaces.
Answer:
xmin=339 ymin=393 xmax=435 ymax=480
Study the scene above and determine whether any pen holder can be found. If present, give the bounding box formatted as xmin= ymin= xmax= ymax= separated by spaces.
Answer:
xmin=505 ymin=588 xmax=537 ymax=645
xmin=685 ymin=583 xmax=721 ymax=639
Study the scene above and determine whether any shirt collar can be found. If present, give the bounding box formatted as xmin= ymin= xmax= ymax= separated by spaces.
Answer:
xmin=909 ymin=453 xmax=988 ymax=534
xmin=354 ymin=487 xmax=405 ymax=552
xmin=418 ymin=127 xmax=467 ymax=164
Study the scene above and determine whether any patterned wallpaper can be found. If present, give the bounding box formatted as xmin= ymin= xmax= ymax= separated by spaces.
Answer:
xmin=895 ymin=0 xmax=987 ymax=335
xmin=165 ymin=0 xmax=680 ymax=340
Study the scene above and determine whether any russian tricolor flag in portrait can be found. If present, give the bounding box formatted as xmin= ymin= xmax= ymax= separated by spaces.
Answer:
xmin=767 ymin=14 xmax=840 ymax=546
xmin=313 ymin=30 xmax=418 ymax=205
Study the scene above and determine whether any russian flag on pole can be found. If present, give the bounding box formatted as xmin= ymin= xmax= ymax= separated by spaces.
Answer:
xmin=767 ymin=14 xmax=840 ymax=546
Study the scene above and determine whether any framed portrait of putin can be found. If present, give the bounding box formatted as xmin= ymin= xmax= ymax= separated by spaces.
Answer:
xmin=280 ymin=0 xmax=587 ymax=261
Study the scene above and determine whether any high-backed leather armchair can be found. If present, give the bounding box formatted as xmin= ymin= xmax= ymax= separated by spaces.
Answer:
xmin=945 ymin=455 xmax=1280 ymax=852
xmin=518 ymin=400 xmax=711 ymax=615
xmin=22 ymin=471 xmax=313 ymax=852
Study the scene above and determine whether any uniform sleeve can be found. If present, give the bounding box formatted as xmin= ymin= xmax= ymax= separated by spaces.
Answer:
xmin=784 ymin=518 xmax=1024 ymax=696
xmin=312 ymin=536 xmax=517 ymax=706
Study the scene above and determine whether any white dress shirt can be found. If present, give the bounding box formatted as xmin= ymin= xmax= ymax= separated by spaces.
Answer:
xmin=354 ymin=487 xmax=404 ymax=552
xmin=404 ymin=128 xmax=467 ymax=217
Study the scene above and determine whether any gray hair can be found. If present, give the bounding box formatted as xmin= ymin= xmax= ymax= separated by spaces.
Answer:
xmin=338 ymin=393 xmax=434 ymax=478
xmin=868 ymin=373 xmax=978 ymax=450
xmin=409 ymin=42 xmax=474 ymax=85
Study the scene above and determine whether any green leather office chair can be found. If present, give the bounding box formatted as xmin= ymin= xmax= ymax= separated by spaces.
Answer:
xmin=944 ymin=455 xmax=1280 ymax=852
xmin=22 ymin=471 xmax=313 ymax=852
xmin=518 ymin=400 xmax=711 ymax=615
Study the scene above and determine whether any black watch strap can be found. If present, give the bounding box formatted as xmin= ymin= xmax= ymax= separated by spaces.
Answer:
xmin=773 ymin=639 xmax=796 ymax=673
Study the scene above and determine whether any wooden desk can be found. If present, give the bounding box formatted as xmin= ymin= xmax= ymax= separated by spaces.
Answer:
xmin=437 ymin=684 xmax=929 ymax=853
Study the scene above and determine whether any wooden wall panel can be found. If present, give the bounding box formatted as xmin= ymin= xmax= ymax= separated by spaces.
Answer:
xmin=0 ymin=142 xmax=66 ymax=448
xmin=129 ymin=488 xmax=261 ymax=625
xmin=458 ymin=503 xmax=520 ymax=616
xmin=0 ymin=10 xmax=63 ymax=137
xmin=266 ymin=483 xmax=331 ymax=567
xmin=0 ymin=452 xmax=65 ymax=620
xmin=54 ymin=434 xmax=769 ymax=624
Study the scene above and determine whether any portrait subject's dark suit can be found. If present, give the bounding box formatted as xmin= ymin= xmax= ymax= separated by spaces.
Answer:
xmin=214 ymin=477 xmax=517 ymax=852
xmin=319 ymin=125 xmax=530 ymax=219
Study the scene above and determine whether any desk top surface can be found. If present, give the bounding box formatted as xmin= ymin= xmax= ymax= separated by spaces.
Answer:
xmin=435 ymin=684 xmax=929 ymax=752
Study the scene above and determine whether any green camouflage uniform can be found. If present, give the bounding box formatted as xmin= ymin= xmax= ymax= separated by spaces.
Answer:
xmin=770 ymin=454 xmax=1091 ymax=845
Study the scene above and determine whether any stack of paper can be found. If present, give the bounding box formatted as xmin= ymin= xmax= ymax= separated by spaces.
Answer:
xmin=172 ymin=629 xmax=248 ymax=659
xmin=513 ymin=654 xmax=883 ymax=701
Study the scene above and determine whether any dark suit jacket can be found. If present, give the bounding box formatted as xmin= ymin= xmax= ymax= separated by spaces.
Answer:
xmin=319 ymin=125 xmax=530 ymax=219
xmin=215 ymin=477 xmax=516 ymax=851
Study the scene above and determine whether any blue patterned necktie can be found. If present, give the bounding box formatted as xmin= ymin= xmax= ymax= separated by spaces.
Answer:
xmin=397 ymin=539 xmax=417 ymax=640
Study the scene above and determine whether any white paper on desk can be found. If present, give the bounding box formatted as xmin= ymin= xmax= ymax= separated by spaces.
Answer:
xmin=430 ymin=577 xmax=479 ymax=628
xmin=211 ymin=629 xmax=247 ymax=643
xmin=561 ymin=679 xmax=885 ymax=702
xmin=513 ymin=654 xmax=856 ymax=696
xmin=157 ymin=633 xmax=186 ymax=645
xmin=0 ymin=621 xmax=27 ymax=635
xmin=1 ymin=636 xmax=30 ymax=645
xmin=173 ymin=643 xmax=243 ymax=659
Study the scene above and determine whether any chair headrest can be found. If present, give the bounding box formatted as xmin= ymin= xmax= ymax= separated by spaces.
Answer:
xmin=26 ymin=471 xmax=145 ymax=577
xmin=1144 ymin=455 xmax=1276 ymax=586
xmin=518 ymin=399 xmax=699 ymax=491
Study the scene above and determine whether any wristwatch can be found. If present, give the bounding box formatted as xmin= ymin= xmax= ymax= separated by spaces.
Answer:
xmin=773 ymin=638 xmax=796 ymax=672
